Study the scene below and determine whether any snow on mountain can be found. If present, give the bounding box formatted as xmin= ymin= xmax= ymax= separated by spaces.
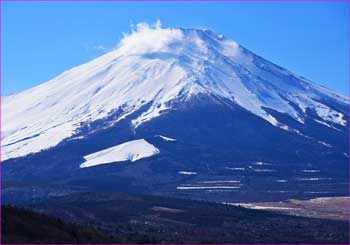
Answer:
xmin=178 ymin=171 xmax=197 ymax=175
xmin=2 ymin=21 xmax=348 ymax=161
xmin=80 ymin=139 xmax=159 ymax=168
xmin=157 ymin=135 xmax=176 ymax=141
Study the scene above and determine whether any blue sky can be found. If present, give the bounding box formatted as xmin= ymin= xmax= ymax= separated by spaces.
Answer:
xmin=2 ymin=1 xmax=349 ymax=96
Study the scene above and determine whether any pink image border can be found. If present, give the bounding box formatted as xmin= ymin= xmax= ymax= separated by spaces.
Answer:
xmin=0 ymin=0 xmax=349 ymax=244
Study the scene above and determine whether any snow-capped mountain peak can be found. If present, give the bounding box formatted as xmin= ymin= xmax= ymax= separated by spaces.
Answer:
xmin=2 ymin=22 xmax=348 ymax=161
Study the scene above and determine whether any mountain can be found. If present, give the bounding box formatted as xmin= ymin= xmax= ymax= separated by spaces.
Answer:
xmin=2 ymin=22 xmax=349 ymax=204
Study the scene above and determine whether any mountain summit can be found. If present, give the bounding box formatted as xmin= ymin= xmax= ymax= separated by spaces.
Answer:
xmin=2 ymin=23 xmax=348 ymax=203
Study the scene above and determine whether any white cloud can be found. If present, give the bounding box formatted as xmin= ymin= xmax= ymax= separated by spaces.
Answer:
xmin=117 ymin=20 xmax=185 ymax=56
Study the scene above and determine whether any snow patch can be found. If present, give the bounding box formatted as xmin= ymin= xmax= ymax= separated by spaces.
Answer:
xmin=253 ymin=169 xmax=277 ymax=173
xmin=305 ymin=191 xmax=330 ymax=194
xmin=177 ymin=186 xmax=240 ymax=190
xmin=178 ymin=171 xmax=197 ymax=175
xmin=254 ymin=161 xmax=272 ymax=166
xmin=276 ymin=180 xmax=287 ymax=183
xmin=302 ymin=170 xmax=320 ymax=173
xmin=312 ymin=102 xmax=346 ymax=126
xmin=225 ymin=167 xmax=245 ymax=171
xmin=298 ymin=177 xmax=331 ymax=181
xmin=317 ymin=140 xmax=332 ymax=148
xmin=157 ymin=135 xmax=176 ymax=141
xmin=80 ymin=139 xmax=159 ymax=168
xmin=313 ymin=119 xmax=341 ymax=131
xmin=198 ymin=180 xmax=240 ymax=184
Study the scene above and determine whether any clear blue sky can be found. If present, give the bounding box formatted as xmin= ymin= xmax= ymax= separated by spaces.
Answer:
xmin=2 ymin=1 xmax=349 ymax=96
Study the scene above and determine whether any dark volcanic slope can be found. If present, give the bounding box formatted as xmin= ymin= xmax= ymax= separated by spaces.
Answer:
xmin=24 ymin=192 xmax=349 ymax=244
